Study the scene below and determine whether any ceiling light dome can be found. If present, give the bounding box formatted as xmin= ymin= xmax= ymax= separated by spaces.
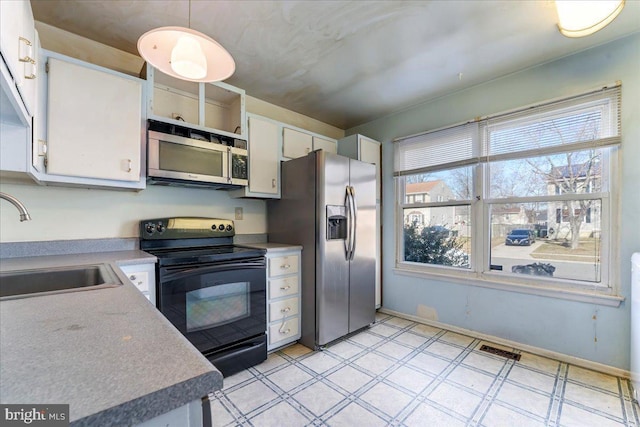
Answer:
xmin=171 ymin=35 xmax=207 ymax=79
xmin=137 ymin=27 xmax=235 ymax=82
xmin=555 ymin=0 xmax=625 ymax=38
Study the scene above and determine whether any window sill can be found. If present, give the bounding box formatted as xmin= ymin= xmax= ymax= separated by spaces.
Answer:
xmin=393 ymin=264 xmax=624 ymax=307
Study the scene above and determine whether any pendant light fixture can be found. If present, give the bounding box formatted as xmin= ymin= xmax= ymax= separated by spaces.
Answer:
xmin=555 ymin=0 xmax=625 ymax=38
xmin=137 ymin=0 xmax=235 ymax=82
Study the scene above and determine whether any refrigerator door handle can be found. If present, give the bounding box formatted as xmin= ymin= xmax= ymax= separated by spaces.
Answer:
xmin=349 ymin=186 xmax=357 ymax=261
xmin=345 ymin=186 xmax=353 ymax=261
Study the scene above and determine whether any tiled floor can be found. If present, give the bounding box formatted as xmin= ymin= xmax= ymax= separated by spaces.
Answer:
xmin=209 ymin=313 xmax=638 ymax=426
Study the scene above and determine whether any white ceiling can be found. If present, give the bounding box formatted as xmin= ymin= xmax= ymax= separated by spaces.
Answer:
xmin=31 ymin=0 xmax=640 ymax=129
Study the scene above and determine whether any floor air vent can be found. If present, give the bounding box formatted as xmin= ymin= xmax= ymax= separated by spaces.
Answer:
xmin=479 ymin=344 xmax=521 ymax=361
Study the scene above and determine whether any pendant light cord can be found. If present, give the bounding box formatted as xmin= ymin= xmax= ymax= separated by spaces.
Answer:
xmin=188 ymin=0 xmax=191 ymax=29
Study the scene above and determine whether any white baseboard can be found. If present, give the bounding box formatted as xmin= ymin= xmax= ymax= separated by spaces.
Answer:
xmin=378 ymin=307 xmax=630 ymax=379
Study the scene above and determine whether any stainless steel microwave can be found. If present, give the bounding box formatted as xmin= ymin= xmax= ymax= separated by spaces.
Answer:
xmin=147 ymin=130 xmax=248 ymax=188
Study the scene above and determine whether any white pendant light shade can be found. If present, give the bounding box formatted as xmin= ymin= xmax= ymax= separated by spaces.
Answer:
xmin=171 ymin=36 xmax=207 ymax=79
xmin=137 ymin=27 xmax=235 ymax=82
xmin=555 ymin=0 xmax=625 ymax=38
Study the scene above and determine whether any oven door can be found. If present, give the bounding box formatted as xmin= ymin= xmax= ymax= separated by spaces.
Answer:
xmin=158 ymin=257 xmax=266 ymax=354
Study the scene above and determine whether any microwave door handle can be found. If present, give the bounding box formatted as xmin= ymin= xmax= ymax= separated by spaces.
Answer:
xmin=227 ymin=147 xmax=232 ymax=183
xmin=162 ymin=262 xmax=264 ymax=282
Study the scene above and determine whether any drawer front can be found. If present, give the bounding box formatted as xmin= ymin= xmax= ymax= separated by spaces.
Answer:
xmin=268 ymin=254 xmax=299 ymax=277
xmin=269 ymin=276 xmax=299 ymax=299
xmin=268 ymin=318 xmax=299 ymax=346
xmin=268 ymin=297 xmax=299 ymax=322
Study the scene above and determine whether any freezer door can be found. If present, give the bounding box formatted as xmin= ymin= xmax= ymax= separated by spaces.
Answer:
xmin=317 ymin=152 xmax=351 ymax=346
xmin=348 ymin=158 xmax=377 ymax=333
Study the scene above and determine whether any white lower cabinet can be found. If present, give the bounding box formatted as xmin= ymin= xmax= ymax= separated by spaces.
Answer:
xmin=265 ymin=247 xmax=302 ymax=351
xmin=119 ymin=262 xmax=156 ymax=306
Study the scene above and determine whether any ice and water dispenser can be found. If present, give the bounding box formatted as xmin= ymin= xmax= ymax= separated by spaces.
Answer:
xmin=326 ymin=205 xmax=347 ymax=240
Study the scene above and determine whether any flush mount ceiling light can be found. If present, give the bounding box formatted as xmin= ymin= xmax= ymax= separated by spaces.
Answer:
xmin=137 ymin=1 xmax=235 ymax=82
xmin=555 ymin=0 xmax=625 ymax=38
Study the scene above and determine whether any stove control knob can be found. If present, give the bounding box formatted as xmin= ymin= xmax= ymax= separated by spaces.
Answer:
xmin=218 ymin=224 xmax=225 ymax=231
xmin=145 ymin=224 xmax=155 ymax=234
xmin=156 ymin=224 xmax=165 ymax=233
xmin=226 ymin=224 xmax=233 ymax=232
xmin=211 ymin=224 xmax=217 ymax=231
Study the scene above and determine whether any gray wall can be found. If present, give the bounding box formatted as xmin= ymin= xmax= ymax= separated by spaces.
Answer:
xmin=348 ymin=33 xmax=640 ymax=370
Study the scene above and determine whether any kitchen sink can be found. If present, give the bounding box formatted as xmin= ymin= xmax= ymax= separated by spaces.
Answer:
xmin=0 ymin=264 xmax=122 ymax=300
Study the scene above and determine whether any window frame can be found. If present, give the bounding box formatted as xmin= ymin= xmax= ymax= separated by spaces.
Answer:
xmin=393 ymin=86 xmax=622 ymax=304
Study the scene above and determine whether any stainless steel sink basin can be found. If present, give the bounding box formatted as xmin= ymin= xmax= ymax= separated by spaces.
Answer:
xmin=0 ymin=264 xmax=122 ymax=300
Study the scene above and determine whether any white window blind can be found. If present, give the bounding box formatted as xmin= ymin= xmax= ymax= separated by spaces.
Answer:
xmin=394 ymin=122 xmax=478 ymax=176
xmin=393 ymin=85 xmax=621 ymax=175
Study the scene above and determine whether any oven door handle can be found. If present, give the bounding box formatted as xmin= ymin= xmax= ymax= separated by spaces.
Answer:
xmin=161 ymin=262 xmax=265 ymax=282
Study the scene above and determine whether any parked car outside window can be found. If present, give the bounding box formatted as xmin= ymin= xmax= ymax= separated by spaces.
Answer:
xmin=505 ymin=229 xmax=536 ymax=246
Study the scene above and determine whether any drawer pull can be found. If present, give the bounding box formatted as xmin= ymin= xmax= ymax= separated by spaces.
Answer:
xmin=279 ymin=285 xmax=291 ymax=291
xmin=279 ymin=328 xmax=291 ymax=335
xmin=280 ymin=264 xmax=291 ymax=270
xmin=280 ymin=307 xmax=291 ymax=313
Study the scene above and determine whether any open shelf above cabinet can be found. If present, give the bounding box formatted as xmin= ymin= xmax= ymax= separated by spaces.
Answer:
xmin=142 ymin=64 xmax=246 ymax=142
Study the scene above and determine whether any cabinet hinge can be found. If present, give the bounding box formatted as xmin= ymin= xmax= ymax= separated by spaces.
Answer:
xmin=45 ymin=61 xmax=49 ymax=73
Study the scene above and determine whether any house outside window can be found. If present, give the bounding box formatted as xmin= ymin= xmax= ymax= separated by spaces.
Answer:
xmin=394 ymin=86 xmax=620 ymax=292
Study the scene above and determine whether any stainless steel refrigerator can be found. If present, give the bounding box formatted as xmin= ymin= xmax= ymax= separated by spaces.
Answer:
xmin=268 ymin=150 xmax=376 ymax=349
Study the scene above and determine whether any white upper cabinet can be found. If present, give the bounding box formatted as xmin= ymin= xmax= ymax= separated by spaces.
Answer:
xmin=231 ymin=114 xmax=280 ymax=198
xmin=0 ymin=0 xmax=37 ymax=117
xmin=34 ymin=51 xmax=146 ymax=189
xmin=282 ymin=127 xmax=313 ymax=159
xmin=249 ymin=115 xmax=280 ymax=195
xmin=144 ymin=65 xmax=246 ymax=142
xmin=312 ymin=136 xmax=337 ymax=154
xmin=232 ymin=115 xmax=338 ymax=199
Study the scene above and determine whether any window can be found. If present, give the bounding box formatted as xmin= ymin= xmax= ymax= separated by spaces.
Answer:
xmin=394 ymin=85 xmax=620 ymax=291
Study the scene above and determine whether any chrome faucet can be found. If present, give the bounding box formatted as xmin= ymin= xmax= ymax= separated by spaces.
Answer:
xmin=0 ymin=192 xmax=32 ymax=222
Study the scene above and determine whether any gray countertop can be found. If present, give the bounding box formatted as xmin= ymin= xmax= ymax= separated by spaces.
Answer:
xmin=0 ymin=251 xmax=224 ymax=426
xmin=244 ymin=242 xmax=303 ymax=252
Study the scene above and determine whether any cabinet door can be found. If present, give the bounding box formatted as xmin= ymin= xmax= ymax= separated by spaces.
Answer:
xmin=0 ymin=0 xmax=37 ymax=116
xmin=248 ymin=116 xmax=279 ymax=194
xmin=46 ymin=57 xmax=142 ymax=181
xmin=313 ymin=136 xmax=337 ymax=154
xmin=282 ymin=127 xmax=312 ymax=159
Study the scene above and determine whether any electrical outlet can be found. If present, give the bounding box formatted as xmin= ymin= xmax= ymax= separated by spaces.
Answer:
xmin=235 ymin=207 xmax=243 ymax=220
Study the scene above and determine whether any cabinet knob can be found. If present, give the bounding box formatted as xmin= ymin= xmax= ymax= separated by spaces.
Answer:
xmin=129 ymin=275 xmax=136 ymax=280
